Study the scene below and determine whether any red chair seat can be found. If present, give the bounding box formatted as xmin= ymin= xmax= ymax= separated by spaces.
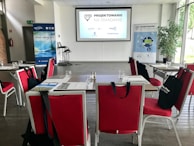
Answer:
xmin=2 ymin=82 xmax=14 ymax=92
xmin=150 ymin=78 xmax=162 ymax=86
xmin=144 ymin=98 xmax=172 ymax=117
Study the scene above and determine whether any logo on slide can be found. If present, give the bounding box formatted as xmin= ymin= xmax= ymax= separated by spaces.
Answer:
xmin=84 ymin=14 xmax=92 ymax=21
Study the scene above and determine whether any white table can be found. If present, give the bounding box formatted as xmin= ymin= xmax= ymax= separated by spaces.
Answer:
xmin=31 ymin=75 xmax=157 ymax=92
xmin=149 ymin=63 xmax=180 ymax=80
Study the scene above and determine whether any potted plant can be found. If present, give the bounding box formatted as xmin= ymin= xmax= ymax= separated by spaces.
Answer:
xmin=157 ymin=20 xmax=181 ymax=63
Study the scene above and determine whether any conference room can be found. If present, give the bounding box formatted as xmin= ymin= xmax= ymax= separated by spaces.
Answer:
xmin=0 ymin=0 xmax=194 ymax=146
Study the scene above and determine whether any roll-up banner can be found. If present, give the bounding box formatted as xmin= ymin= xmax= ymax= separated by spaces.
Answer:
xmin=133 ymin=24 xmax=158 ymax=63
xmin=33 ymin=23 xmax=56 ymax=65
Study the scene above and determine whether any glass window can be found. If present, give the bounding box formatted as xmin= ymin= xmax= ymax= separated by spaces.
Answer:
xmin=174 ymin=7 xmax=185 ymax=63
xmin=184 ymin=3 xmax=194 ymax=63
xmin=179 ymin=0 xmax=186 ymax=7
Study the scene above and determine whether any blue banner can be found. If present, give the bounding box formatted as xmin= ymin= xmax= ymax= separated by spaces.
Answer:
xmin=133 ymin=24 xmax=158 ymax=63
xmin=33 ymin=23 xmax=56 ymax=65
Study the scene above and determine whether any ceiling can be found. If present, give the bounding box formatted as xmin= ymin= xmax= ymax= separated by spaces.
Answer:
xmin=43 ymin=0 xmax=180 ymax=6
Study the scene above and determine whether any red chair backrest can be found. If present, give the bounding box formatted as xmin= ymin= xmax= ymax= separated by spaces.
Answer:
xmin=96 ymin=83 xmax=144 ymax=134
xmin=46 ymin=58 xmax=55 ymax=78
xmin=48 ymin=91 xmax=87 ymax=145
xmin=16 ymin=66 xmax=38 ymax=93
xmin=186 ymin=64 xmax=194 ymax=95
xmin=129 ymin=57 xmax=138 ymax=75
xmin=175 ymin=68 xmax=194 ymax=111
xmin=26 ymin=92 xmax=53 ymax=136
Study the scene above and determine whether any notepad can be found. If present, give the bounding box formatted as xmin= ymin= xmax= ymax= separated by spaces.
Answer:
xmin=54 ymin=82 xmax=88 ymax=91
xmin=32 ymin=82 xmax=58 ymax=91
xmin=122 ymin=76 xmax=149 ymax=84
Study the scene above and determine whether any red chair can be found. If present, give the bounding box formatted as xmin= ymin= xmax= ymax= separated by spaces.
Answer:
xmin=25 ymin=91 xmax=47 ymax=134
xmin=15 ymin=66 xmax=38 ymax=106
xmin=48 ymin=91 xmax=91 ymax=146
xmin=129 ymin=57 xmax=138 ymax=75
xmin=95 ymin=82 xmax=144 ymax=146
xmin=46 ymin=58 xmax=55 ymax=78
xmin=25 ymin=91 xmax=53 ymax=137
xmin=0 ymin=81 xmax=18 ymax=116
xmin=129 ymin=57 xmax=162 ymax=87
xmin=142 ymin=68 xmax=194 ymax=145
xmin=186 ymin=63 xmax=194 ymax=110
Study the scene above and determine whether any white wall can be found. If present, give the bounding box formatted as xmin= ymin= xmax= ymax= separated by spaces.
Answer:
xmin=5 ymin=1 xmax=176 ymax=62
xmin=5 ymin=0 xmax=35 ymax=61
xmin=51 ymin=3 xmax=175 ymax=62
xmin=34 ymin=1 xmax=54 ymax=23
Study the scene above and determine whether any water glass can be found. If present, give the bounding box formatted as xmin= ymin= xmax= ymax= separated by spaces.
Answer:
xmin=166 ymin=61 xmax=171 ymax=67
xmin=118 ymin=70 xmax=125 ymax=79
xmin=18 ymin=60 xmax=23 ymax=65
xmin=12 ymin=62 xmax=18 ymax=68
xmin=65 ymin=70 xmax=72 ymax=76
xmin=0 ymin=61 xmax=3 ymax=66
xmin=90 ymin=72 xmax=96 ymax=79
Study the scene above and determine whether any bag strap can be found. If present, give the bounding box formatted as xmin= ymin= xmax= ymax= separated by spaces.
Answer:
xmin=39 ymin=91 xmax=60 ymax=146
xmin=39 ymin=91 xmax=51 ymax=136
xmin=111 ymin=82 xmax=130 ymax=98
xmin=24 ymin=67 xmax=35 ymax=78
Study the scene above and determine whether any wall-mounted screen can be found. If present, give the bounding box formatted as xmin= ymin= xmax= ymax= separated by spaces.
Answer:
xmin=75 ymin=7 xmax=132 ymax=42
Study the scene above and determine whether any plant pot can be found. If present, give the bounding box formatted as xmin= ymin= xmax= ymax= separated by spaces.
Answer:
xmin=163 ymin=58 xmax=171 ymax=63
xmin=163 ymin=58 xmax=167 ymax=63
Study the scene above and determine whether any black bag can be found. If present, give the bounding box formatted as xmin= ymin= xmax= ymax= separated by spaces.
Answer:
xmin=111 ymin=82 xmax=131 ymax=98
xmin=24 ymin=67 xmax=41 ymax=90
xmin=158 ymin=75 xmax=182 ymax=109
xmin=136 ymin=61 xmax=150 ymax=81
xmin=41 ymin=65 xmax=48 ymax=81
xmin=0 ymin=80 xmax=4 ymax=88
xmin=22 ymin=120 xmax=54 ymax=146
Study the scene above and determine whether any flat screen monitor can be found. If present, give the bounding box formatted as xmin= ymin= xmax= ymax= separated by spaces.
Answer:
xmin=75 ymin=7 xmax=132 ymax=42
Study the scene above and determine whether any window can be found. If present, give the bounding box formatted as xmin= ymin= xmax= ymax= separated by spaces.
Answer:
xmin=175 ymin=0 xmax=194 ymax=64
xmin=184 ymin=3 xmax=194 ymax=63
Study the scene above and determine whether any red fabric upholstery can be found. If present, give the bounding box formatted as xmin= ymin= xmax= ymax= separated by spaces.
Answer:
xmin=49 ymin=93 xmax=87 ymax=145
xmin=150 ymin=78 xmax=162 ymax=86
xmin=129 ymin=57 xmax=138 ymax=75
xmin=47 ymin=58 xmax=55 ymax=78
xmin=186 ymin=64 xmax=194 ymax=95
xmin=17 ymin=66 xmax=38 ymax=93
xmin=97 ymin=84 xmax=143 ymax=134
xmin=174 ymin=69 xmax=193 ymax=111
xmin=189 ymin=81 xmax=194 ymax=95
xmin=2 ymin=82 xmax=14 ymax=92
xmin=0 ymin=81 xmax=17 ymax=116
xmin=28 ymin=95 xmax=53 ymax=136
xmin=144 ymin=98 xmax=172 ymax=116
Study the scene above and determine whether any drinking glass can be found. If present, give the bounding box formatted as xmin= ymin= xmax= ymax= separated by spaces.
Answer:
xmin=0 ymin=61 xmax=3 ymax=66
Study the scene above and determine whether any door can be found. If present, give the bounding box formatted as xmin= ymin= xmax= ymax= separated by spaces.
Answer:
xmin=22 ymin=26 xmax=35 ymax=62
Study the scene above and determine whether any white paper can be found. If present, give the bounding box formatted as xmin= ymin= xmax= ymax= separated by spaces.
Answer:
xmin=67 ymin=82 xmax=87 ymax=89
xmin=32 ymin=82 xmax=58 ymax=91
xmin=44 ymin=76 xmax=70 ymax=83
xmin=122 ymin=75 xmax=149 ymax=84
xmin=54 ymin=82 xmax=88 ymax=90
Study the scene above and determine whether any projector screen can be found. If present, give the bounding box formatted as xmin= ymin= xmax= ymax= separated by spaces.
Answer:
xmin=75 ymin=7 xmax=132 ymax=42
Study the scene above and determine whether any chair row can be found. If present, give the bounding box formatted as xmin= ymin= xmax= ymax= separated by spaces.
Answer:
xmin=129 ymin=57 xmax=194 ymax=110
xmin=0 ymin=57 xmax=55 ymax=116
xmin=16 ymin=57 xmax=55 ymax=106
xmin=25 ymin=67 xmax=193 ymax=146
